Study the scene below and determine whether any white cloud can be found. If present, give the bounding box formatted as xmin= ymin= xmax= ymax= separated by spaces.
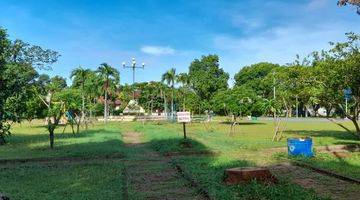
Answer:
xmin=213 ymin=22 xmax=360 ymax=66
xmin=140 ymin=45 xmax=175 ymax=56
xmin=230 ymin=15 xmax=263 ymax=30
xmin=307 ymin=0 xmax=329 ymax=10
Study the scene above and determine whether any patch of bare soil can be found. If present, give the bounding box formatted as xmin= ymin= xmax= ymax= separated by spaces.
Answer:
xmin=264 ymin=144 xmax=360 ymax=155
xmin=123 ymin=132 xmax=142 ymax=146
xmin=122 ymin=132 xmax=206 ymax=200
xmin=270 ymin=163 xmax=360 ymax=200
xmin=163 ymin=150 xmax=219 ymax=157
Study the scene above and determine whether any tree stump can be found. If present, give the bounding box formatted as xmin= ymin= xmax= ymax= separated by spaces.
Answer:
xmin=0 ymin=193 xmax=9 ymax=200
xmin=224 ymin=167 xmax=278 ymax=185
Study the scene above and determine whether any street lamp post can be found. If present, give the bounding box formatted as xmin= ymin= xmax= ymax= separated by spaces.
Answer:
xmin=122 ymin=58 xmax=145 ymax=99
xmin=296 ymin=95 xmax=299 ymax=118
xmin=273 ymin=71 xmax=276 ymax=100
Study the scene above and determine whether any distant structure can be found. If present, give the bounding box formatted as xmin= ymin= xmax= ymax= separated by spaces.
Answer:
xmin=123 ymin=99 xmax=145 ymax=114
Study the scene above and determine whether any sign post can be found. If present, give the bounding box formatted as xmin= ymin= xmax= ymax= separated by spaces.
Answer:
xmin=344 ymin=88 xmax=352 ymax=114
xmin=183 ymin=122 xmax=187 ymax=139
xmin=177 ymin=112 xmax=191 ymax=139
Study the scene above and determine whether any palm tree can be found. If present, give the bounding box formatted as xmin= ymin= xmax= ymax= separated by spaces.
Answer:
xmin=161 ymin=68 xmax=176 ymax=119
xmin=96 ymin=63 xmax=120 ymax=122
xmin=176 ymin=72 xmax=190 ymax=111
xmin=83 ymin=71 xmax=100 ymax=118
xmin=70 ymin=67 xmax=91 ymax=123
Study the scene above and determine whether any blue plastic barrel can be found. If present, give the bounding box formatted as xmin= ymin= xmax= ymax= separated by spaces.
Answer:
xmin=287 ymin=138 xmax=314 ymax=157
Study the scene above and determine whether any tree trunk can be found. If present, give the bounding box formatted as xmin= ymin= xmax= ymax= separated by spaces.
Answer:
xmin=325 ymin=105 xmax=332 ymax=117
xmin=150 ymin=97 xmax=154 ymax=114
xmin=82 ymin=93 xmax=85 ymax=122
xmin=76 ymin=123 xmax=80 ymax=134
xmin=171 ymin=86 xmax=174 ymax=119
xmin=0 ymin=136 xmax=6 ymax=145
xmin=277 ymin=109 xmax=289 ymax=141
xmin=230 ymin=115 xmax=237 ymax=136
xmin=272 ymin=115 xmax=280 ymax=142
xmin=104 ymin=90 xmax=108 ymax=122
xmin=163 ymin=91 xmax=167 ymax=116
xmin=70 ymin=122 xmax=75 ymax=134
xmin=350 ymin=117 xmax=360 ymax=139
xmin=183 ymin=94 xmax=186 ymax=111
xmin=49 ymin=130 xmax=54 ymax=149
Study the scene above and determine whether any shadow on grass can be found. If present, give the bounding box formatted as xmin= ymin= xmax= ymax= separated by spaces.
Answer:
xmin=146 ymin=137 xmax=325 ymax=200
xmin=1 ymin=125 xmax=332 ymax=199
xmin=148 ymin=138 xmax=210 ymax=155
xmin=219 ymin=121 xmax=265 ymax=126
xmin=331 ymin=142 xmax=360 ymax=151
xmin=8 ymin=128 xmax=120 ymax=144
xmin=1 ymin=127 xmax=124 ymax=160
xmin=284 ymin=130 xmax=359 ymax=142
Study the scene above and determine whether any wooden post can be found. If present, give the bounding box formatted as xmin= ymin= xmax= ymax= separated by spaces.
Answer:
xmin=183 ymin=122 xmax=187 ymax=139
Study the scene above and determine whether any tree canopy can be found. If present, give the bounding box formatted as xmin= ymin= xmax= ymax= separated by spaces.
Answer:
xmin=188 ymin=55 xmax=229 ymax=110
xmin=0 ymin=27 xmax=59 ymax=144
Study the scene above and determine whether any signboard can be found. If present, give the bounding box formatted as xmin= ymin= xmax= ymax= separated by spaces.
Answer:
xmin=344 ymin=88 xmax=352 ymax=100
xmin=177 ymin=112 xmax=191 ymax=123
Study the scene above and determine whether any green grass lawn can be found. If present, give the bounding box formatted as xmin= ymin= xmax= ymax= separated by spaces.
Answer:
xmin=135 ymin=118 xmax=360 ymax=181
xmin=136 ymin=119 xmax=360 ymax=165
xmin=0 ymin=160 xmax=125 ymax=200
xmin=281 ymin=151 xmax=360 ymax=180
xmin=0 ymin=120 xmax=125 ymax=160
xmin=130 ymin=119 xmax=359 ymax=199
xmin=173 ymin=156 xmax=324 ymax=200
xmin=1 ymin=118 xmax=359 ymax=199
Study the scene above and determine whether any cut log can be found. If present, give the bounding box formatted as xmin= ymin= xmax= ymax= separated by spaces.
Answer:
xmin=224 ymin=167 xmax=278 ymax=185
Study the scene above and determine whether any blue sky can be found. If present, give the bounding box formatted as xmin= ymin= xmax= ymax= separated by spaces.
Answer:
xmin=1 ymin=0 xmax=359 ymax=85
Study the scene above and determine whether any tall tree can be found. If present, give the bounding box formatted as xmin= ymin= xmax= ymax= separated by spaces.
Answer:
xmin=234 ymin=62 xmax=279 ymax=97
xmin=326 ymin=32 xmax=360 ymax=138
xmin=188 ymin=55 xmax=229 ymax=112
xmin=0 ymin=27 xmax=59 ymax=145
xmin=83 ymin=70 xmax=102 ymax=118
xmin=162 ymin=68 xmax=177 ymax=118
xmin=262 ymin=66 xmax=297 ymax=141
xmin=96 ymin=63 xmax=119 ymax=122
xmin=50 ymin=76 xmax=67 ymax=89
xmin=176 ymin=72 xmax=191 ymax=111
xmin=57 ymin=88 xmax=82 ymax=134
xmin=70 ymin=67 xmax=91 ymax=123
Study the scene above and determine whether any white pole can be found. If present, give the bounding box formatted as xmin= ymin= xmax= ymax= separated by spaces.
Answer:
xmin=345 ymin=98 xmax=348 ymax=114
xmin=296 ymin=96 xmax=298 ymax=118
xmin=273 ymin=71 xmax=276 ymax=100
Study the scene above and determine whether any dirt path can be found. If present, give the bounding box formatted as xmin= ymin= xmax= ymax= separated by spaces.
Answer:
xmin=262 ymin=144 xmax=360 ymax=155
xmin=270 ymin=163 xmax=360 ymax=200
xmin=122 ymin=132 xmax=205 ymax=200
